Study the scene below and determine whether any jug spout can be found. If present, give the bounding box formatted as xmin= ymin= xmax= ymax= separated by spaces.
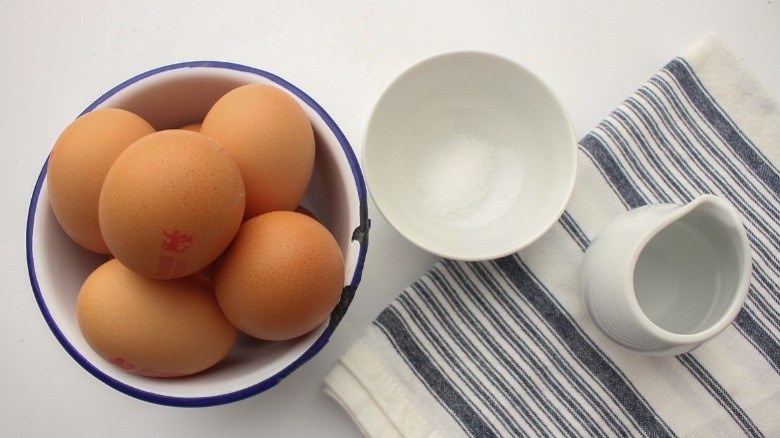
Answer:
xmin=680 ymin=194 xmax=752 ymax=248
xmin=581 ymin=194 xmax=752 ymax=356
xmin=673 ymin=194 xmax=753 ymax=291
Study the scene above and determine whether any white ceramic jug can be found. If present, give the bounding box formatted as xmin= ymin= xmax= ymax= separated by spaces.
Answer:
xmin=581 ymin=194 xmax=752 ymax=356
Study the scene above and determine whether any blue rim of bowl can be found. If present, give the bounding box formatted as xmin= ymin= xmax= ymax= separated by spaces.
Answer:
xmin=25 ymin=61 xmax=369 ymax=408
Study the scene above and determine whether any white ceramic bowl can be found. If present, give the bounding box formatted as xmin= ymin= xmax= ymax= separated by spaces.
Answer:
xmin=26 ymin=61 xmax=369 ymax=407
xmin=363 ymin=51 xmax=576 ymax=260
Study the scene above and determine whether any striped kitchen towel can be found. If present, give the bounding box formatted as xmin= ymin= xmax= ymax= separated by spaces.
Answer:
xmin=325 ymin=34 xmax=780 ymax=437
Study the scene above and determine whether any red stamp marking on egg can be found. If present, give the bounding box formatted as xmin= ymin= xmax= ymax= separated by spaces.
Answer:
xmin=156 ymin=230 xmax=192 ymax=277
xmin=109 ymin=356 xmax=136 ymax=371
xmin=161 ymin=229 xmax=193 ymax=252
xmin=138 ymin=369 xmax=188 ymax=378
xmin=171 ymin=257 xmax=188 ymax=277
xmin=155 ymin=255 xmax=189 ymax=278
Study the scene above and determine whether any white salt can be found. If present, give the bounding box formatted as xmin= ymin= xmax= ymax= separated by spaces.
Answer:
xmin=403 ymin=108 xmax=524 ymax=228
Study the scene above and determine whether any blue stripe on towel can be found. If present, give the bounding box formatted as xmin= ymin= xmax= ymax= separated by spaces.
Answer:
xmin=435 ymin=262 xmax=602 ymax=436
xmin=421 ymin=269 xmax=566 ymax=436
xmin=579 ymin=133 xmax=647 ymax=209
xmin=494 ymin=256 xmax=675 ymax=438
xmin=677 ymin=354 xmax=763 ymax=437
xmin=735 ymin=307 xmax=780 ymax=374
xmin=644 ymin=75 xmax=779 ymax=223
xmin=558 ymin=211 xmax=590 ymax=252
xmin=375 ymin=308 xmax=499 ymax=438
xmin=405 ymin=278 xmax=547 ymax=436
xmin=611 ymin=106 xmax=696 ymax=201
xmin=464 ymin=261 xmax=631 ymax=436
xmin=641 ymin=75 xmax=780 ymax=265
xmin=461 ymin=261 xmax=617 ymax=437
xmin=667 ymin=59 xmax=780 ymax=198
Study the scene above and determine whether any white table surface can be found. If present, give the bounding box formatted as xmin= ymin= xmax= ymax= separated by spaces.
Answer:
xmin=2 ymin=1 xmax=778 ymax=436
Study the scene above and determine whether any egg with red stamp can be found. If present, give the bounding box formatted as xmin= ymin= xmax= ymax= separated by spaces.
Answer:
xmin=77 ymin=258 xmax=237 ymax=377
xmin=99 ymin=129 xmax=245 ymax=279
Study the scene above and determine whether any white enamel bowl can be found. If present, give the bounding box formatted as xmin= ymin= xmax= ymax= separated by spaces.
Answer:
xmin=26 ymin=61 xmax=369 ymax=407
xmin=363 ymin=51 xmax=576 ymax=260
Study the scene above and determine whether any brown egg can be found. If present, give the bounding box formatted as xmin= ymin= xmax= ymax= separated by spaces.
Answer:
xmin=214 ymin=211 xmax=344 ymax=341
xmin=99 ymin=130 xmax=245 ymax=279
xmin=77 ymin=258 xmax=238 ymax=377
xmin=47 ymin=108 xmax=155 ymax=253
xmin=200 ymin=84 xmax=315 ymax=219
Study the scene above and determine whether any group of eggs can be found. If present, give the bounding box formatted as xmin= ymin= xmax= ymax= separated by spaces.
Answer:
xmin=47 ymin=84 xmax=345 ymax=378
